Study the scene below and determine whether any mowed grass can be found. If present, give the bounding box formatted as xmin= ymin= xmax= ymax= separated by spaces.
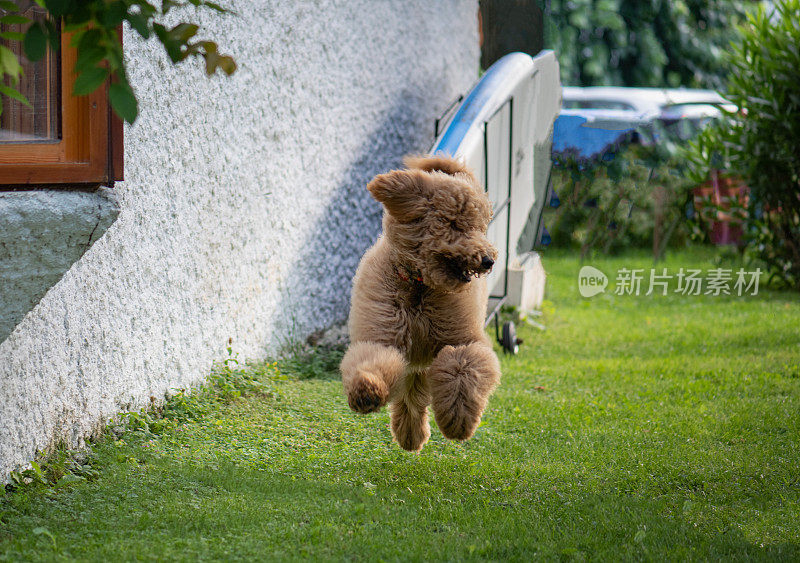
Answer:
xmin=2 ymin=248 xmax=799 ymax=561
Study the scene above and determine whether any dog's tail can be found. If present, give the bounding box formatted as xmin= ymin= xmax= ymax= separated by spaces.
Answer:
xmin=404 ymin=154 xmax=471 ymax=177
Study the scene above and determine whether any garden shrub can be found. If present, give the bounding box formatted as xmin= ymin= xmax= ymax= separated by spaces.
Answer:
xmin=546 ymin=136 xmax=694 ymax=260
xmin=685 ymin=0 xmax=800 ymax=288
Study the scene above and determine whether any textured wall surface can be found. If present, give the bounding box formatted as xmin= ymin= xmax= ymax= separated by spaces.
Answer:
xmin=0 ymin=0 xmax=478 ymax=477
xmin=0 ymin=189 xmax=119 ymax=342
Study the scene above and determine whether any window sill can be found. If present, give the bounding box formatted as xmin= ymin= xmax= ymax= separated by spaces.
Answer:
xmin=0 ymin=187 xmax=119 ymax=343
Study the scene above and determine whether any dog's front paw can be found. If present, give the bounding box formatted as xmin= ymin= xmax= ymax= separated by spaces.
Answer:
xmin=347 ymin=371 xmax=389 ymax=414
xmin=428 ymin=343 xmax=500 ymax=441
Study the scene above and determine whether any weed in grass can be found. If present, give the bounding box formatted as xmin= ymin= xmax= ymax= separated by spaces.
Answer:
xmin=277 ymin=345 xmax=345 ymax=380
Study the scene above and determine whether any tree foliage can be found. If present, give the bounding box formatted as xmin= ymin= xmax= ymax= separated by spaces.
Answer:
xmin=0 ymin=0 xmax=236 ymax=124
xmin=685 ymin=0 xmax=800 ymax=288
xmin=543 ymin=0 xmax=754 ymax=89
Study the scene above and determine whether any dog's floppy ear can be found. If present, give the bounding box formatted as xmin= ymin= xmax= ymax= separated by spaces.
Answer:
xmin=404 ymin=154 xmax=478 ymax=184
xmin=367 ymin=169 xmax=431 ymax=222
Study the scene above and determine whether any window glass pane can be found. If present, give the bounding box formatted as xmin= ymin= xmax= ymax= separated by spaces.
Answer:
xmin=562 ymin=99 xmax=636 ymax=111
xmin=0 ymin=2 xmax=60 ymax=143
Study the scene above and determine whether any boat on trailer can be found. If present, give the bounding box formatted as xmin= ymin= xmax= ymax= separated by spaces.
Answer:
xmin=430 ymin=51 xmax=562 ymax=354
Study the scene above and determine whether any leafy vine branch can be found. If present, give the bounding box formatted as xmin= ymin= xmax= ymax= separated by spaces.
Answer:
xmin=0 ymin=0 xmax=236 ymax=124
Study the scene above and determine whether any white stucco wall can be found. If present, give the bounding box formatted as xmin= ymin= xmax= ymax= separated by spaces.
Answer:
xmin=0 ymin=0 xmax=478 ymax=477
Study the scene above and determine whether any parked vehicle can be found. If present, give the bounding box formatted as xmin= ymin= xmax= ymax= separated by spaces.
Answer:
xmin=561 ymin=86 xmax=734 ymax=122
xmin=555 ymin=87 xmax=735 ymax=158
xmin=554 ymin=86 xmax=746 ymax=248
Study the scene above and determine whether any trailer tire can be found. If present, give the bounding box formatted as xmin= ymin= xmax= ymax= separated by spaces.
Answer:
xmin=501 ymin=321 xmax=519 ymax=355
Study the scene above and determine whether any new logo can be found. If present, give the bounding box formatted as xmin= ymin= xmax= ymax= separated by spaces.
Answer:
xmin=578 ymin=266 xmax=608 ymax=298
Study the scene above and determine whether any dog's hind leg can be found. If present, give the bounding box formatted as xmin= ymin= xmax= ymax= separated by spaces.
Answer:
xmin=428 ymin=342 xmax=501 ymax=441
xmin=340 ymin=341 xmax=406 ymax=414
xmin=390 ymin=371 xmax=431 ymax=452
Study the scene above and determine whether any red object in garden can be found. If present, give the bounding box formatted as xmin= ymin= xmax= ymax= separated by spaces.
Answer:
xmin=692 ymin=170 xmax=749 ymax=246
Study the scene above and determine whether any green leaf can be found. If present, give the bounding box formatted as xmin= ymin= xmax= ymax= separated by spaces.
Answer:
xmin=102 ymin=1 xmax=128 ymax=28
xmin=76 ymin=28 xmax=103 ymax=53
xmin=162 ymin=0 xmax=179 ymax=14
xmin=104 ymin=44 xmax=124 ymax=71
xmin=30 ymin=461 xmax=44 ymax=477
xmin=153 ymin=23 xmax=183 ymax=62
xmin=0 ymin=30 xmax=25 ymax=41
xmin=217 ymin=54 xmax=236 ymax=75
xmin=63 ymin=21 xmax=87 ymax=33
xmin=0 ymin=1 xmax=20 ymax=10
xmin=0 ymin=44 xmax=22 ymax=78
xmin=0 ymin=84 xmax=31 ymax=107
xmin=171 ymin=23 xmax=199 ymax=43
xmin=126 ymin=13 xmax=151 ymax=38
xmin=68 ymin=28 xmax=85 ymax=46
xmin=109 ymin=82 xmax=138 ymax=123
xmin=72 ymin=66 xmax=109 ymax=96
xmin=198 ymin=40 xmax=235 ymax=75
xmin=0 ymin=14 xmax=30 ymax=25
xmin=202 ymin=1 xmax=230 ymax=14
xmin=23 ymin=23 xmax=47 ymax=62
xmin=76 ymin=45 xmax=107 ymax=72
xmin=135 ymin=1 xmax=158 ymax=17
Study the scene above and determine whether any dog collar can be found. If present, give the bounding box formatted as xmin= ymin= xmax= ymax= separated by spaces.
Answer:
xmin=396 ymin=266 xmax=424 ymax=284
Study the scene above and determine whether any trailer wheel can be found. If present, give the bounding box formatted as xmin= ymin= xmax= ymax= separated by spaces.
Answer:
xmin=501 ymin=321 xmax=519 ymax=355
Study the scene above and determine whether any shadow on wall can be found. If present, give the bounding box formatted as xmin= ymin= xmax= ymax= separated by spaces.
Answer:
xmin=267 ymin=99 xmax=425 ymax=349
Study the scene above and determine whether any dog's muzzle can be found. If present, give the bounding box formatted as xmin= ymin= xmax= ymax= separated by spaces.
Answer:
xmin=446 ymin=255 xmax=495 ymax=283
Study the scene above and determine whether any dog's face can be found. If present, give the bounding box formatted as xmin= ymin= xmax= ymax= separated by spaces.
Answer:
xmin=367 ymin=156 xmax=498 ymax=293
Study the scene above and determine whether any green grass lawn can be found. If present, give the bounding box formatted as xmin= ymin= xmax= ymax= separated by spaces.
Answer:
xmin=2 ymin=248 xmax=799 ymax=561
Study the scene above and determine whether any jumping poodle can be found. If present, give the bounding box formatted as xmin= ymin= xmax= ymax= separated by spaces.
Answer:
xmin=341 ymin=155 xmax=501 ymax=451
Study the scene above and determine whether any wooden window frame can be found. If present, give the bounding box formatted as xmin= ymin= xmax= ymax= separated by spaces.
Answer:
xmin=0 ymin=26 xmax=123 ymax=186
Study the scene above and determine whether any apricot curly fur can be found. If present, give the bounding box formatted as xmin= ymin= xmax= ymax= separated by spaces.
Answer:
xmin=341 ymin=155 xmax=502 ymax=451
xmin=429 ymin=343 xmax=501 ymax=441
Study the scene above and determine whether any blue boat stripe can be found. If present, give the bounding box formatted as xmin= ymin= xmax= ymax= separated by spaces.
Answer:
xmin=432 ymin=52 xmax=535 ymax=158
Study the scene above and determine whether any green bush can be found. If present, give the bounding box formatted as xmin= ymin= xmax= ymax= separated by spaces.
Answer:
xmin=546 ymin=138 xmax=694 ymax=260
xmin=685 ymin=0 xmax=800 ymax=288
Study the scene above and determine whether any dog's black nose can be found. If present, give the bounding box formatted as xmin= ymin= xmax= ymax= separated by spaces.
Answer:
xmin=481 ymin=256 xmax=495 ymax=270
